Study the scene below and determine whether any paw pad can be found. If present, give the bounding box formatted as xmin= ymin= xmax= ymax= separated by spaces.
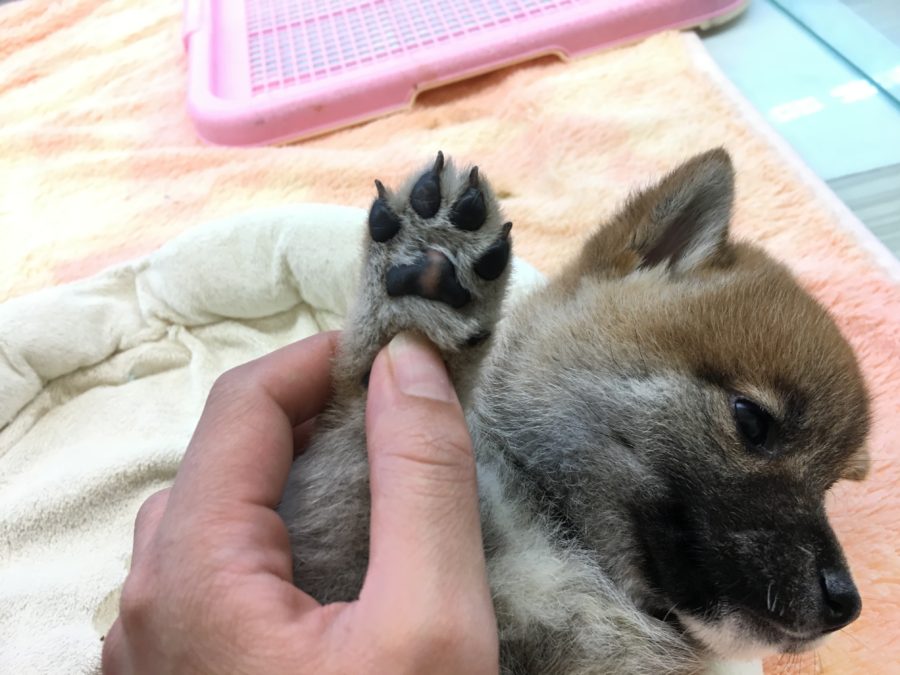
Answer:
xmin=465 ymin=330 xmax=491 ymax=347
xmin=473 ymin=222 xmax=512 ymax=281
xmin=368 ymin=180 xmax=401 ymax=243
xmin=386 ymin=250 xmax=471 ymax=309
xmin=409 ymin=151 xmax=445 ymax=218
xmin=369 ymin=152 xmax=512 ymax=311
xmin=450 ymin=167 xmax=487 ymax=231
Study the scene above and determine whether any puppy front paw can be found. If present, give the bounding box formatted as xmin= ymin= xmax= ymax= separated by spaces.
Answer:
xmin=341 ymin=151 xmax=513 ymax=396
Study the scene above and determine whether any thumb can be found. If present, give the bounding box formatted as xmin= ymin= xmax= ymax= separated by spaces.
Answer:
xmin=362 ymin=332 xmax=493 ymax=623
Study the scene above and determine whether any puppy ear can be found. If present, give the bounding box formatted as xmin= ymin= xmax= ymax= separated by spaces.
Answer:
xmin=560 ymin=149 xmax=736 ymax=286
xmin=629 ymin=148 xmax=735 ymax=273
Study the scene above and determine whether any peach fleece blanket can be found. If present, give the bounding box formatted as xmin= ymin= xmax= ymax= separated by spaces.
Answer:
xmin=1 ymin=2 xmax=898 ymax=674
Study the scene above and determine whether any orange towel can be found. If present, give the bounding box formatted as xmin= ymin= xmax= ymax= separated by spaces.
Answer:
xmin=1 ymin=3 xmax=897 ymax=673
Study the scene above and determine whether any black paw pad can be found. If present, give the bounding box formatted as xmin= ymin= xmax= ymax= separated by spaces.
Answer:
xmin=386 ymin=249 xmax=471 ymax=308
xmin=474 ymin=222 xmax=512 ymax=281
xmin=410 ymin=151 xmax=444 ymax=218
xmin=465 ymin=330 xmax=491 ymax=347
xmin=369 ymin=181 xmax=401 ymax=243
xmin=450 ymin=167 xmax=486 ymax=231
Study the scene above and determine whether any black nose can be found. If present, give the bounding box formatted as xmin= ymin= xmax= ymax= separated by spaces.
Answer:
xmin=820 ymin=568 xmax=861 ymax=632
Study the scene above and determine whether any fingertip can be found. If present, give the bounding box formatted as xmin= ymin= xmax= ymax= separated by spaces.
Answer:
xmin=366 ymin=332 xmax=462 ymax=427
xmin=386 ymin=332 xmax=455 ymax=403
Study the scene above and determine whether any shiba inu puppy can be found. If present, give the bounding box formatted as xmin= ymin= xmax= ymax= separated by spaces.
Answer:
xmin=278 ymin=150 xmax=870 ymax=674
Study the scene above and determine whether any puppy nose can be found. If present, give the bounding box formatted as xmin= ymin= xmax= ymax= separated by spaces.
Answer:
xmin=820 ymin=568 xmax=861 ymax=632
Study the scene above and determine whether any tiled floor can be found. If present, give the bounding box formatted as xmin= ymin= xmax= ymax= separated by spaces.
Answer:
xmin=829 ymin=164 xmax=900 ymax=253
xmin=700 ymin=0 xmax=900 ymax=258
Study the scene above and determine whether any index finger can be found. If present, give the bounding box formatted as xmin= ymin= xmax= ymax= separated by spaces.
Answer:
xmin=171 ymin=331 xmax=338 ymax=512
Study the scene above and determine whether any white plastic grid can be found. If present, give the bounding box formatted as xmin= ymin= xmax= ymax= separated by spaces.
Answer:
xmin=246 ymin=0 xmax=578 ymax=93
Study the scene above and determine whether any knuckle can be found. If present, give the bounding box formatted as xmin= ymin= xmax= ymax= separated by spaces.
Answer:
xmin=425 ymin=608 xmax=498 ymax=671
xmin=207 ymin=365 xmax=264 ymax=421
xmin=135 ymin=489 xmax=168 ymax=528
xmin=118 ymin=568 xmax=156 ymax=631
xmin=419 ymin=622 xmax=466 ymax=656
xmin=386 ymin=412 xmax=474 ymax=469
xmin=209 ymin=366 xmax=250 ymax=399
xmin=413 ymin=424 xmax=471 ymax=457
xmin=100 ymin=623 xmax=124 ymax=674
xmin=375 ymin=616 xmax=496 ymax=674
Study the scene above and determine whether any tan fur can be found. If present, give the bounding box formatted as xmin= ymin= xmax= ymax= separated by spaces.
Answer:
xmin=548 ymin=149 xmax=869 ymax=486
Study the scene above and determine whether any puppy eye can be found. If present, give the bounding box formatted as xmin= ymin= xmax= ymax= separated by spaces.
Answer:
xmin=733 ymin=398 xmax=772 ymax=448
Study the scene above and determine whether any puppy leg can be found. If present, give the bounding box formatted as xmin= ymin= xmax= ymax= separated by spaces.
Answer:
xmin=278 ymin=152 xmax=513 ymax=601
xmin=336 ymin=150 xmax=513 ymax=403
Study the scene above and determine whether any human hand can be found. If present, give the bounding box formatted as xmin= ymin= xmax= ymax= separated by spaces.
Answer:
xmin=102 ymin=331 xmax=499 ymax=674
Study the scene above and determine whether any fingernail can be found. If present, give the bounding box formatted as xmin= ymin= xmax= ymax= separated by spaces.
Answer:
xmin=387 ymin=332 xmax=455 ymax=402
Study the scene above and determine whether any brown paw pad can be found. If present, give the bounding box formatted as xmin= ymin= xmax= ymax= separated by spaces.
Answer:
xmin=386 ymin=249 xmax=471 ymax=308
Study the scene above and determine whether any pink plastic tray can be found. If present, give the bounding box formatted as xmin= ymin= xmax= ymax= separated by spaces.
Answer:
xmin=183 ymin=0 xmax=748 ymax=146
